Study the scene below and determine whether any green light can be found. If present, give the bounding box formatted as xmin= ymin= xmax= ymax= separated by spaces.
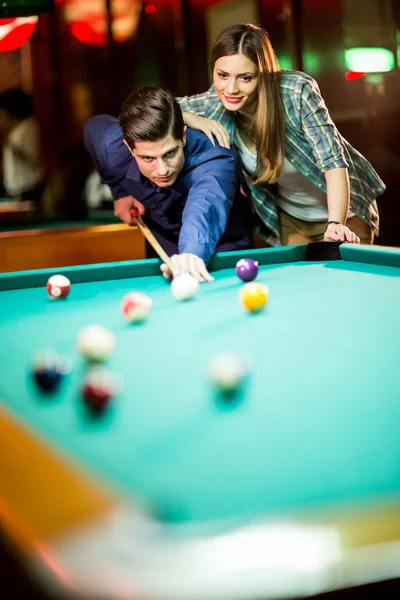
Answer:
xmin=345 ymin=47 xmax=395 ymax=73
xmin=365 ymin=74 xmax=384 ymax=84
xmin=397 ymin=30 xmax=400 ymax=67
xmin=0 ymin=0 xmax=53 ymax=17
xmin=277 ymin=54 xmax=293 ymax=71
xmin=303 ymin=51 xmax=321 ymax=75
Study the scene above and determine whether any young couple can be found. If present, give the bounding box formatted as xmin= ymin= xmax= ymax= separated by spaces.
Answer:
xmin=85 ymin=23 xmax=385 ymax=282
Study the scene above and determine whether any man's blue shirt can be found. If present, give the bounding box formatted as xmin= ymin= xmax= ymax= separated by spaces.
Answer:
xmin=84 ymin=116 xmax=253 ymax=263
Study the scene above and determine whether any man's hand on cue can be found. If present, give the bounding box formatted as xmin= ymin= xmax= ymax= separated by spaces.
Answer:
xmin=160 ymin=254 xmax=214 ymax=282
xmin=115 ymin=196 xmax=145 ymax=225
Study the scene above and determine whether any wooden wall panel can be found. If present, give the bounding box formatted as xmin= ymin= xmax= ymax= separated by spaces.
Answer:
xmin=0 ymin=224 xmax=145 ymax=273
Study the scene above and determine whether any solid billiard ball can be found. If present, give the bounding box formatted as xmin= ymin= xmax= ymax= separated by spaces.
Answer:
xmin=171 ymin=273 xmax=199 ymax=301
xmin=239 ymin=281 xmax=268 ymax=313
xmin=82 ymin=382 xmax=112 ymax=412
xmin=209 ymin=353 xmax=247 ymax=393
xmin=32 ymin=350 xmax=71 ymax=393
xmin=81 ymin=367 xmax=121 ymax=412
xmin=47 ymin=275 xmax=71 ymax=299
xmin=77 ymin=324 xmax=115 ymax=362
xmin=121 ymin=292 xmax=152 ymax=323
xmin=236 ymin=258 xmax=259 ymax=282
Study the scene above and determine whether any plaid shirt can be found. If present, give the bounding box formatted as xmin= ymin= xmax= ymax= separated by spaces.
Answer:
xmin=178 ymin=70 xmax=385 ymax=246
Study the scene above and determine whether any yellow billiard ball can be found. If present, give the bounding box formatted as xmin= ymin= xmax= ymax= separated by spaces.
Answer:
xmin=239 ymin=281 xmax=268 ymax=313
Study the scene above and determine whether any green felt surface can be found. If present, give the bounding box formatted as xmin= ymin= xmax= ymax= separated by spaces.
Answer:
xmin=1 ymin=247 xmax=400 ymax=525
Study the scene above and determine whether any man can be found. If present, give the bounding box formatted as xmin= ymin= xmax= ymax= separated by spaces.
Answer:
xmin=84 ymin=86 xmax=253 ymax=281
xmin=0 ymin=89 xmax=44 ymax=205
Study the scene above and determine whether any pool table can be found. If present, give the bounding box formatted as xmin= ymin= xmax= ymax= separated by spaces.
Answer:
xmin=1 ymin=243 xmax=400 ymax=600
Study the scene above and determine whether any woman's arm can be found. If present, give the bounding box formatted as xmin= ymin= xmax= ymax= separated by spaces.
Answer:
xmin=182 ymin=112 xmax=230 ymax=148
xmin=296 ymin=76 xmax=359 ymax=244
xmin=177 ymin=88 xmax=231 ymax=148
xmin=324 ymin=167 xmax=359 ymax=243
xmin=325 ymin=167 xmax=349 ymax=223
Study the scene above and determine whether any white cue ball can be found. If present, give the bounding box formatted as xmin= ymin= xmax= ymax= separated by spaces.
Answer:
xmin=170 ymin=273 xmax=199 ymax=301
xmin=77 ymin=324 xmax=116 ymax=362
xmin=209 ymin=353 xmax=247 ymax=392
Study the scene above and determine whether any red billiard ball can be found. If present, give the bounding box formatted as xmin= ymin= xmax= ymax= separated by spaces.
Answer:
xmin=121 ymin=292 xmax=152 ymax=323
xmin=82 ymin=381 xmax=113 ymax=412
xmin=81 ymin=367 xmax=122 ymax=412
xmin=236 ymin=258 xmax=259 ymax=282
xmin=47 ymin=275 xmax=71 ymax=299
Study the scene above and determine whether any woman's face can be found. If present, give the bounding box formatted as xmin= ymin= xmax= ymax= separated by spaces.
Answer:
xmin=213 ymin=53 xmax=258 ymax=113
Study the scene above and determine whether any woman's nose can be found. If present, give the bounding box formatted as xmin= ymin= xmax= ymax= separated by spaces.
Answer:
xmin=226 ymin=79 xmax=238 ymax=94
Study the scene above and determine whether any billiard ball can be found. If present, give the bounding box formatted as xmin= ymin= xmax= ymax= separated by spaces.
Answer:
xmin=77 ymin=324 xmax=116 ymax=362
xmin=81 ymin=367 xmax=122 ymax=412
xmin=236 ymin=258 xmax=259 ymax=282
xmin=239 ymin=281 xmax=268 ymax=313
xmin=121 ymin=292 xmax=152 ymax=323
xmin=171 ymin=273 xmax=199 ymax=301
xmin=47 ymin=275 xmax=71 ymax=299
xmin=209 ymin=353 xmax=247 ymax=393
xmin=32 ymin=350 xmax=71 ymax=393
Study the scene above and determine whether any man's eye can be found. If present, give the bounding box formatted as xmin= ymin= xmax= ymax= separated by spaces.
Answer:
xmin=143 ymin=157 xmax=153 ymax=162
xmin=165 ymin=151 xmax=175 ymax=158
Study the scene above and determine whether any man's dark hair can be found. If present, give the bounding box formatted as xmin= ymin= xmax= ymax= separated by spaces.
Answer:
xmin=119 ymin=86 xmax=184 ymax=149
xmin=0 ymin=88 xmax=34 ymax=120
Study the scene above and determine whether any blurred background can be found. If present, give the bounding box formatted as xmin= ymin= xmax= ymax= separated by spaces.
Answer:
xmin=0 ymin=0 xmax=399 ymax=249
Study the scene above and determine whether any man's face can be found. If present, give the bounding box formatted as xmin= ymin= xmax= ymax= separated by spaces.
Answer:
xmin=128 ymin=132 xmax=186 ymax=188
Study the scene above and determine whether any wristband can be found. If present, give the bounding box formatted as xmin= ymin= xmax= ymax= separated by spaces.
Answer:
xmin=327 ymin=221 xmax=342 ymax=226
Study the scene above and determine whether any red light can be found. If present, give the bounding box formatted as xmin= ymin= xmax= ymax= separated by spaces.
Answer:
xmin=71 ymin=22 xmax=106 ymax=47
xmin=345 ymin=71 xmax=366 ymax=81
xmin=144 ymin=4 xmax=156 ymax=15
xmin=0 ymin=17 xmax=38 ymax=53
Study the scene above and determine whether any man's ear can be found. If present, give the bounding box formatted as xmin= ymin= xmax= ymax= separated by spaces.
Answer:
xmin=123 ymin=139 xmax=134 ymax=155
xmin=182 ymin=125 xmax=187 ymax=147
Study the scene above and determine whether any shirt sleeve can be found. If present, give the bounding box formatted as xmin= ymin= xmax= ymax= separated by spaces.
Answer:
xmin=178 ymin=147 xmax=239 ymax=263
xmin=83 ymin=116 xmax=132 ymax=201
xmin=106 ymin=180 xmax=129 ymax=201
xmin=177 ymin=87 xmax=216 ymax=117
xmin=298 ymin=76 xmax=349 ymax=172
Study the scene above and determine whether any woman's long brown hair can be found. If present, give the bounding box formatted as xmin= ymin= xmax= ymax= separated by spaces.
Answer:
xmin=211 ymin=24 xmax=285 ymax=185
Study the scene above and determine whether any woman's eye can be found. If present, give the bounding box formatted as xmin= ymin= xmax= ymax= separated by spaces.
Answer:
xmin=218 ymin=73 xmax=228 ymax=79
xmin=242 ymin=76 xmax=252 ymax=82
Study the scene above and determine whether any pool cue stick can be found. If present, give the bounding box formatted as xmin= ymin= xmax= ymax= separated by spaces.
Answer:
xmin=130 ymin=209 xmax=178 ymax=276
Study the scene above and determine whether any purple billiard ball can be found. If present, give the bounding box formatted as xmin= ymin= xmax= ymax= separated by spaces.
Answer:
xmin=235 ymin=258 xmax=259 ymax=282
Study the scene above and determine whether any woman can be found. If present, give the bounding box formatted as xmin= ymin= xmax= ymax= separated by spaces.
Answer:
xmin=178 ymin=24 xmax=385 ymax=246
